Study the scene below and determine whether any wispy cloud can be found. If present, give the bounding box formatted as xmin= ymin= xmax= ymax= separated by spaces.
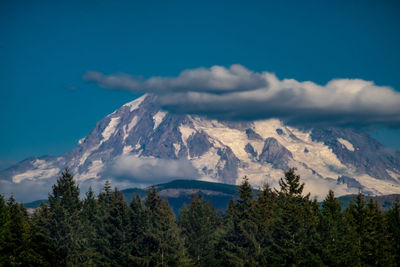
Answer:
xmin=84 ymin=64 xmax=400 ymax=127
xmin=84 ymin=64 xmax=267 ymax=94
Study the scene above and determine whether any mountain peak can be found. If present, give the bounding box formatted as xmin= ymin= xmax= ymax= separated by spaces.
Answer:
xmin=1 ymin=94 xmax=400 ymax=202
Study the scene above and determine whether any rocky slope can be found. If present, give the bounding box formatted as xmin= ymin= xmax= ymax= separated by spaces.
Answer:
xmin=1 ymin=94 xmax=400 ymax=201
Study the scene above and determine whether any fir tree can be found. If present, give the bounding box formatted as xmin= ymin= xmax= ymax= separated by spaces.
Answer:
xmin=47 ymin=168 xmax=85 ymax=266
xmin=95 ymin=182 xmax=121 ymax=264
xmin=80 ymin=187 xmax=103 ymax=265
xmin=0 ymin=194 xmax=9 ymax=259
xmin=126 ymin=195 xmax=146 ymax=264
xmin=140 ymin=186 xmax=188 ymax=266
xmin=319 ymin=190 xmax=348 ymax=266
xmin=363 ymin=199 xmax=394 ymax=266
xmin=386 ymin=198 xmax=400 ymax=266
xmin=218 ymin=176 xmax=259 ymax=266
xmin=107 ymin=188 xmax=131 ymax=266
xmin=179 ymin=192 xmax=222 ymax=266
xmin=0 ymin=194 xmax=34 ymax=266
xmin=269 ymin=168 xmax=321 ymax=266
xmin=344 ymin=192 xmax=367 ymax=266
xmin=250 ymin=184 xmax=276 ymax=265
xmin=31 ymin=201 xmax=59 ymax=266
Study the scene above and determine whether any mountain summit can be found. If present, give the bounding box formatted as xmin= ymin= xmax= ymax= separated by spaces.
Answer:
xmin=2 ymin=94 xmax=400 ymax=201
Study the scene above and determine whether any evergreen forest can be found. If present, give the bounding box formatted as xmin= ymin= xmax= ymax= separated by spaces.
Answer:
xmin=1 ymin=168 xmax=400 ymax=266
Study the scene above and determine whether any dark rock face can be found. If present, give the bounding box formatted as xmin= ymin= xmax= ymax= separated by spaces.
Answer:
xmin=217 ymin=147 xmax=240 ymax=184
xmin=187 ymin=131 xmax=212 ymax=158
xmin=245 ymin=128 xmax=263 ymax=141
xmin=245 ymin=143 xmax=258 ymax=158
xmin=311 ymin=127 xmax=400 ymax=181
xmin=141 ymin=114 xmax=187 ymax=159
xmin=276 ymin=128 xmax=285 ymax=136
xmin=258 ymin=138 xmax=293 ymax=170
xmin=337 ymin=175 xmax=363 ymax=189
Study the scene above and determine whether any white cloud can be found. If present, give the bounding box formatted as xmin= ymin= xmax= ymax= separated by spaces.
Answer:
xmin=84 ymin=64 xmax=400 ymax=127
xmin=107 ymin=155 xmax=200 ymax=184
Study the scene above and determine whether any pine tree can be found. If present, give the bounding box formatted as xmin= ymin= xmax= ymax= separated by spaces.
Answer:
xmin=217 ymin=176 xmax=259 ymax=266
xmin=363 ymin=199 xmax=394 ymax=266
xmin=343 ymin=192 xmax=366 ymax=266
xmin=80 ymin=187 xmax=103 ymax=265
xmin=126 ymin=195 xmax=146 ymax=264
xmin=95 ymin=181 xmax=115 ymax=264
xmin=250 ymin=184 xmax=276 ymax=265
xmin=47 ymin=168 xmax=85 ymax=266
xmin=31 ymin=201 xmax=59 ymax=266
xmin=0 ymin=194 xmax=9 ymax=259
xmin=319 ymin=190 xmax=348 ymax=266
xmin=386 ymin=198 xmax=400 ymax=266
xmin=106 ymin=188 xmax=131 ymax=266
xmin=0 ymin=194 xmax=34 ymax=266
xmin=269 ymin=168 xmax=321 ymax=266
xmin=179 ymin=192 xmax=222 ymax=266
xmin=139 ymin=186 xmax=188 ymax=266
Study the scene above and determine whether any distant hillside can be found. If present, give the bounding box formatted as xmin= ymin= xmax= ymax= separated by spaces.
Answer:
xmin=337 ymin=194 xmax=400 ymax=210
xmin=24 ymin=179 xmax=400 ymax=214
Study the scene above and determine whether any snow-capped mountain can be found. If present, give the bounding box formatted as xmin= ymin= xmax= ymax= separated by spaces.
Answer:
xmin=2 ymin=94 xmax=400 ymax=201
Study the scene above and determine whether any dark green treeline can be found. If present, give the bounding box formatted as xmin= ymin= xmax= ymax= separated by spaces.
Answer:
xmin=1 ymin=168 xmax=400 ymax=266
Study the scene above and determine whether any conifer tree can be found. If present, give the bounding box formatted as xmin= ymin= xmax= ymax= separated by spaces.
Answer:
xmin=270 ymin=168 xmax=321 ymax=266
xmin=363 ymin=199 xmax=394 ymax=266
xmin=140 ymin=186 xmax=188 ymax=266
xmin=386 ymin=198 xmax=400 ymax=266
xmin=31 ymin=201 xmax=59 ymax=266
xmin=218 ymin=176 xmax=259 ymax=266
xmin=48 ymin=168 xmax=84 ymax=266
xmin=319 ymin=190 xmax=348 ymax=266
xmin=0 ymin=195 xmax=9 ymax=259
xmin=344 ymin=192 xmax=367 ymax=266
xmin=96 ymin=180 xmax=122 ymax=263
xmin=0 ymin=194 xmax=34 ymax=265
xmin=126 ymin=195 xmax=146 ymax=263
xmin=179 ymin=192 xmax=222 ymax=266
xmin=250 ymin=184 xmax=276 ymax=265
xmin=106 ymin=188 xmax=131 ymax=266
xmin=80 ymin=187 xmax=103 ymax=265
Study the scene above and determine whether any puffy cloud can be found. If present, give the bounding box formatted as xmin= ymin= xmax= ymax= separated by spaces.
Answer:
xmin=85 ymin=64 xmax=400 ymax=127
xmin=106 ymin=156 xmax=200 ymax=185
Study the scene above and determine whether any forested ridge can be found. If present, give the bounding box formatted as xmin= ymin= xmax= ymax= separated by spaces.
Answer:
xmin=1 ymin=168 xmax=399 ymax=266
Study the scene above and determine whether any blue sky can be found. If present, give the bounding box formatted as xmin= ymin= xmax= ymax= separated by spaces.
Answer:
xmin=1 ymin=0 xmax=400 ymax=169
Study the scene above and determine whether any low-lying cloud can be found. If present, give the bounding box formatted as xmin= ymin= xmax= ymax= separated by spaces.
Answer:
xmin=85 ymin=64 xmax=400 ymax=127
xmin=107 ymin=156 xmax=200 ymax=185
xmin=0 ymin=156 xmax=200 ymax=202
xmin=0 ymin=177 xmax=57 ymax=203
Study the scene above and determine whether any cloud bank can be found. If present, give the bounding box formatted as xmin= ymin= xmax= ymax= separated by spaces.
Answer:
xmin=107 ymin=156 xmax=200 ymax=185
xmin=84 ymin=64 xmax=400 ymax=127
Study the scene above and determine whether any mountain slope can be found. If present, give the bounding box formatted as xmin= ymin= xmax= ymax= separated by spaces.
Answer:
xmin=1 ymin=94 xmax=400 ymax=202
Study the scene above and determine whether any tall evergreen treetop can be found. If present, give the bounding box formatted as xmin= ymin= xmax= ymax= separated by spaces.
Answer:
xmin=47 ymin=168 xmax=84 ymax=266
xmin=278 ymin=168 xmax=305 ymax=198
xmin=49 ymin=168 xmax=81 ymax=213
xmin=237 ymin=176 xmax=253 ymax=217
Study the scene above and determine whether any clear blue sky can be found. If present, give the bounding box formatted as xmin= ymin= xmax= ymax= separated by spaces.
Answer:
xmin=1 ymin=0 xmax=400 ymax=169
